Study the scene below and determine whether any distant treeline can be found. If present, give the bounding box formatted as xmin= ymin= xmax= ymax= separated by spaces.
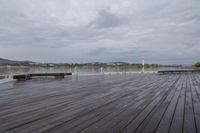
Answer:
xmin=193 ymin=62 xmax=200 ymax=67
xmin=0 ymin=62 xmax=181 ymax=68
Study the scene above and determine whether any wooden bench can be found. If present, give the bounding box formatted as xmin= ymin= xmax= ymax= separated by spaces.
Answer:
xmin=31 ymin=73 xmax=65 ymax=78
xmin=13 ymin=74 xmax=32 ymax=80
xmin=13 ymin=73 xmax=72 ymax=80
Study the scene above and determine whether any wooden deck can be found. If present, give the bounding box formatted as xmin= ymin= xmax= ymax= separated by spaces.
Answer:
xmin=0 ymin=74 xmax=200 ymax=133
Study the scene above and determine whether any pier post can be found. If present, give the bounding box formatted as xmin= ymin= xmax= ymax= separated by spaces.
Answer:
xmin=142 ymin=60 xmax=145 ymax=73
xmin=100 ymin=67 xmax=104 ymax=75
xmin=74 ymin=67 xmax=78 ymax=76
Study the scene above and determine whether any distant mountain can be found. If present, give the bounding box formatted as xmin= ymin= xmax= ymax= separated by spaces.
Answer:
xmin=79 ymin=62 xmax=131 ymax=66
xmin=0 ymin=58 xmax=35 ymax=65
xmin=110 ymin=62 xmax=130 ymax=65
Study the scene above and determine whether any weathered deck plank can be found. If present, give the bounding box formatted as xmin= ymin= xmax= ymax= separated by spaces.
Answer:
xmin=183 ymin=75 xmax=197 ymax=133
xmin=76 ymin=76 xmax=170 ymax=133
xmin=191 ymin=74 xmax=200 ymax=133
xmin=168 ymin=75 xmax=186 ymax=133
xmin=0 ymin=74 xmax=200 ymax=133
xmin=155 ymin=75 xmax=184 ymax=133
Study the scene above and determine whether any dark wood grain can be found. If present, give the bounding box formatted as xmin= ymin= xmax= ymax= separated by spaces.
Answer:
xmin=0 ymin=74 xmax=200 ymax=133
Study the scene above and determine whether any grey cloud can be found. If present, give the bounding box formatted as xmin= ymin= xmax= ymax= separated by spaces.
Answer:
xmin=91 ymin=9 xmax=128 ymax=28
xmin=86 ymin=47 xmax=150 ymax=61
xmin=0 ymin=0 xmax=200 ymax=64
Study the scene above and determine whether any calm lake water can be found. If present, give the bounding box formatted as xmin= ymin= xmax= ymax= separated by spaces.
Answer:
xmin=0 ymin=66 xmax=178 ymax=75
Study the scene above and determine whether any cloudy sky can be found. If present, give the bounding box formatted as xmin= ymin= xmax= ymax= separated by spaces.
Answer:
xmin=0 ymin=0 xmax=200 ymax=64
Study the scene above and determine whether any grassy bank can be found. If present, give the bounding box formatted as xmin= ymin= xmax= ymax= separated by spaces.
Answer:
xmin=193 ymin=62 xmax=200 ymax=67
xmin=0 ymin=75 xmax=7 ymax=79
xmin=0 ymin=65 xmax=29 ymax=69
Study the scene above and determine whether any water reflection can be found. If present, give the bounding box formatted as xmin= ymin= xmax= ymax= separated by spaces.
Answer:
xmin=0 ymin=66 xmax=177 ymax=75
